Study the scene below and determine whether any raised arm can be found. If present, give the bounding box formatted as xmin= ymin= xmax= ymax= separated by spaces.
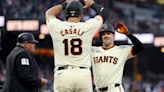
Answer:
xmin=83 ymin=0 xmax=109 ymax=23
xmin=115 ymin=22 xmax=144 ymax=55
xmin=45 ymin=2 xmax=67 ymax=21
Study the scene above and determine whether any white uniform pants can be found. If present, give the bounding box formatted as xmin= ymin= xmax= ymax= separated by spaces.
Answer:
xmin=54 ymin=67 xmax=93 ymax=92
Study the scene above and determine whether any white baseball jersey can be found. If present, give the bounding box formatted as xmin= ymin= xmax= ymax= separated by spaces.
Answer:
xmin=46 ymin=16 xmax=103 ymax=68
xmin=91 ymin=45 xmax=134 ymax=88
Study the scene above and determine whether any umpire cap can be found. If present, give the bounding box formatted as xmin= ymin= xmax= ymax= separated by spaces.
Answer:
xmin=65 ymin=1 xmax=83 ymax=19
xmin=17 ymin=32 xmax=38 ymax=45
xmin=99 ymin=24 xmax=115 ymax=35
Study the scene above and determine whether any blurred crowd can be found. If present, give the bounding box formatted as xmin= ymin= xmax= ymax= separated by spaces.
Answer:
xmin=1 ymin=0 xmax=164 ymax=92
xmin=1 ymin=0 xmax=164 ymax=35
xmin=122 ymin=77 xmax=164 ymax=92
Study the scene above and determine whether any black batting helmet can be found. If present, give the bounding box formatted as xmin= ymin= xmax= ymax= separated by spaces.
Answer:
xmin=65 ymin=1 xmax=83 ymax=19
xmin=99 ymin=24 xmax=115 ymax=35
xmin=17 ymin=32 xmax=38 ymax=45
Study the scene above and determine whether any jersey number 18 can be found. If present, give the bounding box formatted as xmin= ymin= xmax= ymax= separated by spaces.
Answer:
xmin=63 ymin=38 xmax=82 ymax=55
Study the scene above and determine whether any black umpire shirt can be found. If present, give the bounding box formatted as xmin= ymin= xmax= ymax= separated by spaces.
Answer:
xmin=2 ymin=46 xmax=41 ymax=92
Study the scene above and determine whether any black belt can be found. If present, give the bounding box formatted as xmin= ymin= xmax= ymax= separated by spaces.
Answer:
xmin=98 ymin=84 xmax=120 ymax=91
xmin=57 ymin=66 xmax=87 ymax=70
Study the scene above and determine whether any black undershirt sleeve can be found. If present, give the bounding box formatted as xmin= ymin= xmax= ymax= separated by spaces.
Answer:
xmin=127 ymin=34 xmax=144 ymax=55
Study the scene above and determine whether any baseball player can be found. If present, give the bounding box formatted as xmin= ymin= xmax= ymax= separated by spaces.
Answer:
xmin=45 ymin=0 xmax=108 ymax=92
xmin=91 ymin=23 xmax=143 ymax=92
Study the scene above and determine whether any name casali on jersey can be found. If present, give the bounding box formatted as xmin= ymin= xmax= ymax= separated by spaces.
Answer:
xmin=47 ymin=15 xmax=103 ymax=67
xmin=61 ymin=27 xmax=84 ymax=36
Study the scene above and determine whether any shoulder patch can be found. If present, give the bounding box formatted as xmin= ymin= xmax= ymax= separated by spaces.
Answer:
xmin=21 ymin=58 xmax=30 ymax=65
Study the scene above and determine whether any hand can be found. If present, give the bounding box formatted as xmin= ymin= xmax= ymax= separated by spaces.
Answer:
xmin=83 ymin=0 xmax=95 ymax=8
xmin=41 ymin=78 xmax=48 ymax=85
xmin=115 ymin=22 xmax=130 ymax=35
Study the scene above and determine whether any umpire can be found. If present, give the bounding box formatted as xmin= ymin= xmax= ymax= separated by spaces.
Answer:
xmin=2 ymin=32 xmax=48 ymax=92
